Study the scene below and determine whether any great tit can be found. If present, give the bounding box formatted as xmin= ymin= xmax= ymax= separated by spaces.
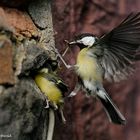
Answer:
xmin=34 ymin=62 xmax=68 ymax=123
xmin=59 ymin=13 xmax=140 ymax=125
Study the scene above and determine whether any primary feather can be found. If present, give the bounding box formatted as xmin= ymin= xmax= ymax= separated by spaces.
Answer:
xmin=97 ymin=12 xmax=140 ymax=82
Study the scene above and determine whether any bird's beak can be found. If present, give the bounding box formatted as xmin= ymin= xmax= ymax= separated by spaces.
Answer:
xmin=68 ymin=41 xmax=77 ymax=45
xmin=64 ymin=40 xmax=77 ymax=45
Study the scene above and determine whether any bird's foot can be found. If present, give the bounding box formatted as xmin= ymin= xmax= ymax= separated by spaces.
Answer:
xmin=68 ymin=91 xmax=77 ymax=97
xmin=59 ymin=108 xmax=66 ymax=124
xmin=44 ymin=99 xmax=50 ymax=109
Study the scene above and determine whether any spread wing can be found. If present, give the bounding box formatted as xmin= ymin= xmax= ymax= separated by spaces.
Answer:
xmin=97 ymin=12 xmax=140 ymax=82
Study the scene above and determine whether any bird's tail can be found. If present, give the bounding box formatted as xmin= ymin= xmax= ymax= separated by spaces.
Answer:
xmin=97 ymin=89 xmax=126 ymax=125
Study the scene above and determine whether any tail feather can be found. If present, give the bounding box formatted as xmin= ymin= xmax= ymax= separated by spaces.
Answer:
xmin=97 ymin=90 xmax=126 ymax=125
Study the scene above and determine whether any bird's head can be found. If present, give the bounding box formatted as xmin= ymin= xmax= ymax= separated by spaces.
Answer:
xmin=68 ymin=33 xmax=98 ymax=49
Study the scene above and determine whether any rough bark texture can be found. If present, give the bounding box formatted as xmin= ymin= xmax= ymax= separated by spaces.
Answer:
xmin=52 ymin=0 xmax=140 ymax=140
xmin=0 ymin=78 xmax=47 ymax=140
xmin=0 ymin=0 xmax=56 ymax=140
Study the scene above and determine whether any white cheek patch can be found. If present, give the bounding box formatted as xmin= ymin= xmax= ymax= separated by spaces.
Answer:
xmin=81 ymin=36 xmax=95 ymax=46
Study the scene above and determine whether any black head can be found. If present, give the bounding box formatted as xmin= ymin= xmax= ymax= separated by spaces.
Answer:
xmin=68 ymin=33 xmax=98 ymax=49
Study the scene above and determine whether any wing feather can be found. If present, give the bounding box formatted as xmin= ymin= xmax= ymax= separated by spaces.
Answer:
xmin=97 ymin=12 xmax=140 ymax=82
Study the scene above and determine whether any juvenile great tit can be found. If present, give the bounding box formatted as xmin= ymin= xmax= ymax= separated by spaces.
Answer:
xmin=34 ymin=62 xmax=68 ymax=123
xmin=59 ymin=13 xmax=140 ymax=125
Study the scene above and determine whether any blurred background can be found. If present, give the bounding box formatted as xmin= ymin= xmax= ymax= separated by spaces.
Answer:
xmin=52 ymin=0 xmax=140 ymax=140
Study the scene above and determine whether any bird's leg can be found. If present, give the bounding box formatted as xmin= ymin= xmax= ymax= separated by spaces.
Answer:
xmin=68 ymin=83 xmax=81 ymax=97
xmin=44 ymin=98 xmax=50 ymax=109
xmin=59 ymin=107 xmax=66 ymax=124
xmin=51 ymin=45 xmax=73 ymax=69
xmin=49 ymin=101 xmax=58 ymax=110
xmin=44 ymin=99 xmax=58 ymax=110
xmin=53 ymin=103 xmax=58 ymax=110
xmin=62 ymin=46 xmax=69 ymax=57
xmin=62 ymin=40 xmax=71 ymax=57
xmin=57 ymin=51 xmax=72 ymax=69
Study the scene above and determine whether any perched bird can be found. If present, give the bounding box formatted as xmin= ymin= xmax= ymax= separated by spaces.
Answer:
xmin=59 ymin=13 xmax=140 ymax=125
xmin=34 ymin=62 xmax=68 ymax=123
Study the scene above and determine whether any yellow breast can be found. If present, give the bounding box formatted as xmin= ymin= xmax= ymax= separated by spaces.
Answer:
xmin=35 ymin=74 xmax=62 ymax=105
xmin=76 ymin=48 xmax=102 ymax=81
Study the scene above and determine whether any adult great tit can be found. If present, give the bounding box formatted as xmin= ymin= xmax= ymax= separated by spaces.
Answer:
xmin=34 ymin=62 xmax=68 ymax=123
xmin=62 ymin=13 xmax=140 ymax=125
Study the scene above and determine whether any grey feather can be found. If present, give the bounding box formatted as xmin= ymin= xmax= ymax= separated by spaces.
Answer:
xmin=96 ymin=12 xmax=140 ymax=82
